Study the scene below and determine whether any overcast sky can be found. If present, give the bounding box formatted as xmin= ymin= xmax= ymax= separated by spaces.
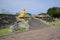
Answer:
xmin=0 ymin=0 xmax=60 ymax=14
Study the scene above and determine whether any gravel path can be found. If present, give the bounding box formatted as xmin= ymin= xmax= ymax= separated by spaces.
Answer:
xmin=0 ymin=26 xmax=60 ymax=40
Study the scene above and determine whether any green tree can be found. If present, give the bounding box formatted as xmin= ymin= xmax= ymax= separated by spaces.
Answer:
xmin=26 ymin=13 xmax=32 ymax=16
xmin=47 ymin=7 xmax=60 ymax=18
xmin=16 ymin=12 xmax=20 ymax=16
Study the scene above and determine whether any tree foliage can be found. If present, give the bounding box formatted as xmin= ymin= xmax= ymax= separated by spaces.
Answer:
xmin=26 ymin=13 xmax=32 ymax=16
xmin=47 ymin=7 xmax=60 ymax=18
xmin=16 ymin=12 xmax=20 ymax=16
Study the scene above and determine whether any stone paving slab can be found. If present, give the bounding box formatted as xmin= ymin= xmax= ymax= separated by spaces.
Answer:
xmin=0 ymin=26 xmax=60 ymax=40
xmin=29 ymin=18 xmax=48 ymax=30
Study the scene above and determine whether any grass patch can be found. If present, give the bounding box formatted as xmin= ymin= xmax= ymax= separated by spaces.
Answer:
xmin=0 ymin=27 xmax=26 ymax=35
xmin=47 ymin=22 xmax=53 ymax=26
xmin=20 ymin=27 xmax=26 ymax=32
xmin=47 ymin=21 xmax=60 ymax=26
xmin=0 ymin=28 xmax=10 ymax=35
xmin=53 ymin=21 xmax=60 ymax=26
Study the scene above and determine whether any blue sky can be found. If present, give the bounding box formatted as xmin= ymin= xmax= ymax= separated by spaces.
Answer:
xmin=0 ymin=0 xmax=60 ymax=14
